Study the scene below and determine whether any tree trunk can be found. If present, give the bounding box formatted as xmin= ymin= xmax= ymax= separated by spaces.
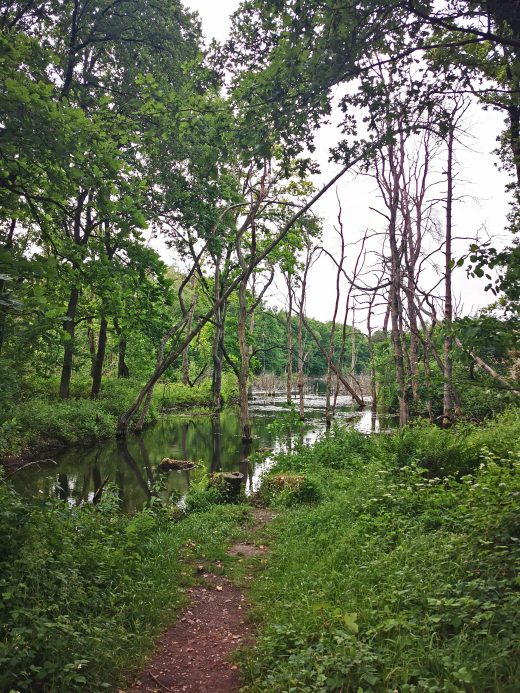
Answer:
xmin=238 ymin=276 xmax=252 ymax=442
xmin=0 ymin=218 xmax=16 ymax=355
xmin=422 ymin=340 xmax=434 ymax=422
xmin=286 ymin=275 xmax=293 ymax=404
xmin=59 ymin=286 xmax=80 ymax=399
xmin=135 ymin=325 xmax=177 ymax=432
xmin=182 ymin=277 xmax=198 ymax=386
xmin=443 ymin=125 xmax=455 ymax=426
xmin=367 ymin=297 xmax=377 ymax=416
xmin=386 ymin=140 xmax=408 ymax=427
xmin=211 ymin=263 xmax=225 ymax=411
xmin=297 ymin=300 xmax=305 ymax=421
xmin=114 ymin=319 xmax=129 ymax=378
xmin=301 ymin=313 xmax=365 ymax=406
xmin=87 ymin=319 xmax=96 ymax=376
xmin=91 ymin=317 xmax=108 ymax=398
xmin=325 ymin=366 xmax=333 ymax=429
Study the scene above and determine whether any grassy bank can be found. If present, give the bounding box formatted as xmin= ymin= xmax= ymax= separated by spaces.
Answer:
xmin=0 ymin=375 xmax=237 ymax=463
xmin=0 ymin=477 xmax=250 ymax=692
xmin=241 ymin=409 xmax=520 ymax=692
xmin=1 ymin=409 xmax=518 ymax=692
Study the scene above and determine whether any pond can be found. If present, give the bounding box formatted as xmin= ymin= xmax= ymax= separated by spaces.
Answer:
xmin=11 ymin=394 xmax=395 ymax=513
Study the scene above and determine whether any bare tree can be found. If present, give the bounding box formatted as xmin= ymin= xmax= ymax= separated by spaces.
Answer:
xmin=116 ymin=155 xmax=366 ymax=436
xmin=295 ymin=243 xmax=316 ymax=420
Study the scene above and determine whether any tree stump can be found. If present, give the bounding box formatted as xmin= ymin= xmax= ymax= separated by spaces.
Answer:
xmin=159 ymin=458 xmax=195 ymax=471
xmin=209 ymin=471 xmax=244 ymax=503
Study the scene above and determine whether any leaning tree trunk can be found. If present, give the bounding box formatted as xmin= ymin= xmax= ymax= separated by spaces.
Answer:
xmin=134 ymin=325 xmax=176 ymax=433
xmin=454 ymin=336 xmax=520 ymax=397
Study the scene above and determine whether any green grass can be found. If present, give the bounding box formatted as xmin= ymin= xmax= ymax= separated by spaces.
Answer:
xmin=240 ymin=410 xmax=520 ymax=692
xmin=0 ymin=374 xmax=238 ymax=459
xmin=0 ymin=478 xmax=251 ymax=692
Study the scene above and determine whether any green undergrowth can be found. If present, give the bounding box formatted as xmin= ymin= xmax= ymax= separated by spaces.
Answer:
xmin=241 ymin=409 xmax=520 ymax=692
xmin=0 ymin=478 xmax=250 ymax=692
xmin=0 ymin=375 xmax=237 ymax=460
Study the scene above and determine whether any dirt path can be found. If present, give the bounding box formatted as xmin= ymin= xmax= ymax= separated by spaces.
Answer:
xmin=126 ymin=508 xmax=274 ymax=693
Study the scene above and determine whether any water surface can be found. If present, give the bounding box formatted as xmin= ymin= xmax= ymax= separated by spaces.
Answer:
xmin=12 ymin=394 xmax=393 ymax=512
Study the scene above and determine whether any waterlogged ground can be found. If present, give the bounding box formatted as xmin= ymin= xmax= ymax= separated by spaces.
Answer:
xmin=12 ymin=394 xmax=394 ymax=512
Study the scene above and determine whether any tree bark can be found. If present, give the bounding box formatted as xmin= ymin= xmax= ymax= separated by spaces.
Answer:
xmin=286 ymin=274 xmax=293 ymax=404
xmin=237 ymin=275 xmax=252 ymax=442
xmin=90 ymin=317 xmax=108 ymax=398
xmin=59 ymin=286 xmax=80 ymax=399
xmin=182 ymin=276 xmax=198 ymax=386
xmin=0 ymin=218 xmax=16 ymax=354
xmin=296 ymin=249 xmax=313 ymax=421
xmin=386 ymin=146 xmax=409 ymax=427
xmin=211 ymin=259 xmax=227 ymax=412
xmin=114 ymin=319 xmax=129 ymax=378
xmin=443 ymin=125 xmax=455 ymax=426
xmin=134 ymin=325 xmax=177 ymax=432
xmin=301 ymin=313 xmax=365 ymax=407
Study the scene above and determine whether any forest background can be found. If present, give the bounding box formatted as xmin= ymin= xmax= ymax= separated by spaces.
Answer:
xmin=1 ymin=0 xmax=519 ymax=455
xmin=1 ymin=2 xmax=520 ymax=692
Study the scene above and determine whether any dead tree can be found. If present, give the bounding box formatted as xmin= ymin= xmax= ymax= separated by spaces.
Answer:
xmin=116 ymin=155 xmax=365 ymax=436
xmin=283 ymin=271 xmax=294 ymax=404
xmin=295 ymin=243 xmax=316 ymax=420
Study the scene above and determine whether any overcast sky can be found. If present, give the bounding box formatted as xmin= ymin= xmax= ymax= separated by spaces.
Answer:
xmin=162 ymin=0 xmax=512 ymax=325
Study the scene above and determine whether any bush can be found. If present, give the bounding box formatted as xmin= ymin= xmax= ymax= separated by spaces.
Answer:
xmin=259 ymin=473 xmax=323 ymax=507
xmin=380 ymin=408 xmax=520 ymax=477
xmin=241 ymin=413 xmax=520 ymax=692
xmin=0 ymin=478 xmax=248 ymax=692
xmin=0 ymin=377 xmax=155 ymax=458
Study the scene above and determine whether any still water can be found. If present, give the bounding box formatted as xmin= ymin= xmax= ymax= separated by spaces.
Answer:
xmin=12 ymin=395 xmax=392 ymax=513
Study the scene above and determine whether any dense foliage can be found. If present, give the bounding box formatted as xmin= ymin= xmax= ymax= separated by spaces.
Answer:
xmin=0 ymin=478 xmax=249 ymax=692
xmin=241 ymin=411 xmax=520 ymax=692
xmin=1 ymin=0 xmax=519 ymax=689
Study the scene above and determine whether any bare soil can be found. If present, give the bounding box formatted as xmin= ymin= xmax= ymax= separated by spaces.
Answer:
xmin=125 ymin=508 xmax=275 ymax=693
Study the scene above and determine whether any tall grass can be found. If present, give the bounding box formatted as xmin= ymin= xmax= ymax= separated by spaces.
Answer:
xmin=0 ymin=479 xmax=249 ymax=692
xmin=241 ymin=410 xmax=520 ymax=692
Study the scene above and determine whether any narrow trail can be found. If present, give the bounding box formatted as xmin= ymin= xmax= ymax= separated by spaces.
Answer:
xmin=126 ymin=508 xmax=274 ymax=693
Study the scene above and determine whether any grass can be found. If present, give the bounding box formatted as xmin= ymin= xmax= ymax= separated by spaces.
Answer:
xmin=0 ymin=477 xmax=251 ymax=692
xmin=0 ymin=373 xmax=238 ymax=460
xmin=2 ymin=404 xmax=518 ymax=692
xmin=239 ymin=409 xmax=520 ymax=692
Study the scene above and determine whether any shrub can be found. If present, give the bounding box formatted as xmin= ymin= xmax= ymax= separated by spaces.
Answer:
xmin=259 ymin=473 xmax=323 ymax=507
xmin=0 ymin=477 xmax=248 ymax=692
xmin=380 ymin=408 xmax=520 ymax=477
xmin=241 ymin=412 xmax=520 ymax=692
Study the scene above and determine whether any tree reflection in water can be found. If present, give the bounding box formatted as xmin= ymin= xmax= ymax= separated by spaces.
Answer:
xmin=12 ymin=397 xmax=389 ymax=512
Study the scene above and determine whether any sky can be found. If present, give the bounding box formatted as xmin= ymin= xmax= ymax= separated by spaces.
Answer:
xmin=158 ymin=0 xmax=513 ymax=326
